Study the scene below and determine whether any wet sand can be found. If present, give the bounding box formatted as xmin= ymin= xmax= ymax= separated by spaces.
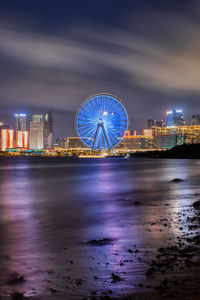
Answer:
xmin=0 ymin=157 xmax=199 ymax=299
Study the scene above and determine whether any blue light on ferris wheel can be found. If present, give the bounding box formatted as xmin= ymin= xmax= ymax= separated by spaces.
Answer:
xmin=75 ymin=93 xmax=129 ymax=150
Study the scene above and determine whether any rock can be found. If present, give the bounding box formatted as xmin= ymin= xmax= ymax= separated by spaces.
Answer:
xmin=87 ymin=238 xmax=113 ymax=246
xmin=134 ymin=201 xmax=141 ymax=205
xmin=75 ymin=278 xmax=82 ymax=285
xmin=193 ymin=201 xmax=200 ymax=209
xmin=171 ymin=178 xmax=184 ymax=182
xmin=50 ymin=288 xmax=57 ymax=293
xmin=7 ymin=273 xmax=25 ymax=285
xmin=111 ymin=273 xmax=122 ymax=283
xmin=188 ymin=224 xmax=198 ymax=230
xmin=12 ymin=292 xmax=24 ymax=300
xmin=146 ymin=267 xmax=156 ymax=276
xmin=186 ymin=235 xmax=200 ymax=245
xmin=128 ymin=249 xmax=133 ymax=253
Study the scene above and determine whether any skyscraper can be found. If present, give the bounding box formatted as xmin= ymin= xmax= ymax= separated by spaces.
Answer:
xmin=1 ymin=129 xmax=14 ymax=150
xmin=166 ymin=110 xmax=185 ymax=127
xmin=147 ymin=119 xmax=164 ymax=128
xmin=30 ymin=115 xmax=43 ymax=149
xmin=15 ymin=114 xmax=26 ymax=131
xmin=191 ymin=114 xmax=200 ymax=125
xmin=155 ymin=120 xmax=165 ymax=127
xmin=16 ymin=131 xmax=29 ymax=148
xmin=43 ymin=112 xmax=53 ymax=149
xmin=147 ymin=119 xmax=155 ymax=129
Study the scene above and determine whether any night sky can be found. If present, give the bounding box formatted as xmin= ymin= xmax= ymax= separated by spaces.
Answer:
xmin=0 ymin=0 xmax=200 ymax=137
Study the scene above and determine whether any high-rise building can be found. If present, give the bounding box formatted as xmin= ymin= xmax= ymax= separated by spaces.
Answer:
xmin=0 ymin=122 xmax=10 ymax=149
xmin=155 ymin=120 xmax=165 ymax=127
xmin=43 ymin=112 xmax=53 ymax=149
xmin=30 ymin=115 xmax=43 ymax=149
xmin=0 ymin=122 xmax=9 ymax=130
xmin=1 ymin=129 xmax=14 ymax=151
xmin=166 ymin=109 xmax=185 ymax=127
xmin=31 ymin=115 xmax=43 ymax=123
xmin=147 ymin=119 xmax=155 ymax=129
xmin=16 ymin=131 xmax=29 ymax=148
xmin=147 ymin=119 xmax=164 ymax=128
xmin=56 ymin=137 xmax=67 ymax=148
xmin=191 ymin=114 xmax=200 ymax=125
xmin=15 ymin=114 xmax=26 ymax=131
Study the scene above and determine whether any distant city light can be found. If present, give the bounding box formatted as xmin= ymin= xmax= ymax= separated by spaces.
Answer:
xmin=14 ymin=114 xmax=26 ymax=117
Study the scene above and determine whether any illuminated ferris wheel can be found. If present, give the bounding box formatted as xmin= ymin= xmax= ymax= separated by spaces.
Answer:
xmin=75 ymin=93 xmax=129 ymax=150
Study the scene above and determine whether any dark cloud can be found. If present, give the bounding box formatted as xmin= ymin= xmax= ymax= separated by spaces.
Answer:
xmin=0 ymin=0 xmax=200 ymax=136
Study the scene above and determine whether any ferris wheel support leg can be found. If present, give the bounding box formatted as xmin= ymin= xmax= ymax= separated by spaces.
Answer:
xmin=92 ymin=124 xmax=100 ymax=149
xmin=92 ymin=123 xmax=110 ymax=150
xmin=101 ymin=123 xmax=110 ymax=150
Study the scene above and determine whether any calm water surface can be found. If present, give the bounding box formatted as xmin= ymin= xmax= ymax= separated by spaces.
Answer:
xmin=0 ymin=157 xmax=199 ymax=299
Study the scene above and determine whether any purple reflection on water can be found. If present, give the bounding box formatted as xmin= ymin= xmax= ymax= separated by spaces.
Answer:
xmin=0 ymin=157 xmax=199 ymax=298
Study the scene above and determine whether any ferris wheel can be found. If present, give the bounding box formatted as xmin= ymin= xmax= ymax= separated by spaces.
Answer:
xmin=75 ymin=93 xmax=129 ymax=150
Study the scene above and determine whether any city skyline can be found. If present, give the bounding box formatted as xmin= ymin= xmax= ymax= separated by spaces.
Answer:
xmin=1 ymin=0 xmax=200 ymax=137
xmin=1 ymin=104 xmax=200 ymax=152
xmin=0 ymin=105 xmax=198 ymax=138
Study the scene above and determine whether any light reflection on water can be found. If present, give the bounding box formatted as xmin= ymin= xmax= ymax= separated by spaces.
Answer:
xmin=0 ymin=157 xmax=199 ymax=298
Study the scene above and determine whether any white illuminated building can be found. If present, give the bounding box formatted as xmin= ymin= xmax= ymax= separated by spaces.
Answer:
xmin=30 ymin=115 xmax=43 ymax=149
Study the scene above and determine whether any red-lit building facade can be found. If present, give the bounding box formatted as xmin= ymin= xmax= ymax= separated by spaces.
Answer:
xmin=1 ymin=129 xmax=14 ymax=151
xmin=15 ymin=131 xmax=29 ymax=148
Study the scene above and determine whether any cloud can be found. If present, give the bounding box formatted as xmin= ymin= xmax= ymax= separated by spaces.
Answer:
xmin=0 ymin=7 xmax=200 ymax=134
xmin=0 ymin=13 xmax=200 ymax=94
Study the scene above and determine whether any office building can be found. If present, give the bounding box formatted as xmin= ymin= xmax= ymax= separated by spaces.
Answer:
xmin=147 ymin=119 xmax=155 ymax=129
xmin=31 ymin=115 xmax=43 ymax=123
xmin=43 ymin=112 xmax=53 ymax=149
xmin=16 ymin=131 xmax=29 ymax=148
xmin=153 ymin=125 xmax=200 ymax=149
xmin=166 ymin=109 xmax=185 ymax=127
xmin=116 ymin=134 xmax=154 ymax=151
xmin=147 ymin=119 xmax=164 ymax=128
xmin=157 ymin=135 xmax=177 ymax=150
xmin=1 ymin=129 xmax=14 ymax=151
xmin=191 ymin=114 xmax=200 ymax=125
xmin=143 ymin=129 xmax=153 ymax=137
xmin=0 ymin=122 xmax=10 ymax=149
xmin=65 ymin=137 xmax=86 ymax=149
xmin=56 ymin=137 xmax=67 ymax=148
xmin=155 ymin=120 xmax=165 ymax=127
xmin=15 ymin=114 xmax=26 ymax=131
xmin=30 ymin=115 xmax=43 ymax=149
